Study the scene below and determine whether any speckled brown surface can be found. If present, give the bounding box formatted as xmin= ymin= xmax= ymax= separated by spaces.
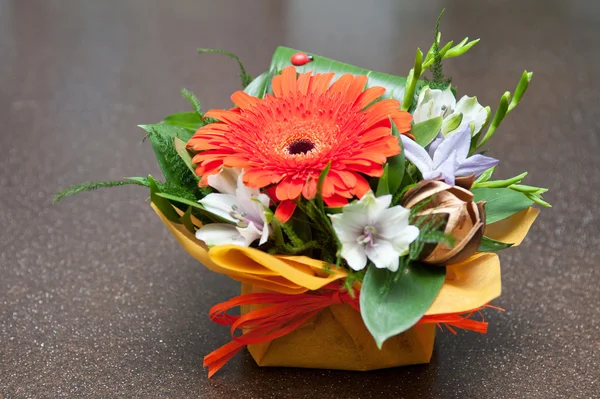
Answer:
xmin=1 ymin=0 xmax=599 ymax=398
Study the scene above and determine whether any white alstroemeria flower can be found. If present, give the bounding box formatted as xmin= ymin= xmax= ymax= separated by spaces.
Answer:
xmin=412 ymin=86 xmax=488 ymax=136
xmin=329 ymin=191 xmax=420 ymax=272
xmin=452 ymin=95 xmax=488 ymax=136
xmin=412 ymin=86 xmax=456 ymax=123
xmin=195 ymin=169 xmax=271 ymax=247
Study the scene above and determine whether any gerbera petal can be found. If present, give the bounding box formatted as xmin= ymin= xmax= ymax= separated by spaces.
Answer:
xmin=354 ymin=86 xmax=385 ymax=110
xmin=296 ymin=72 xmax=311 ymax=95
xmin=302 ymin=177 xmax=318 ymax=200
xmin=343 ymin=75 xmax=368 ymax=103
xmin=323 ymin=194 xmax=349 ymax=207
xmin=280 ymin=66 xmax=297 ymax=95
xmin=231 ymin=91 xmax=259 ymax=110
xmin=352 ymin=173 xmax=371 ymax=198
xmin=243 ymin=169 xmax=282 ymax=188
xmin=308 ymin=72 xmax=335 ymax=94
xmin=274 ymin=200 xmax=297 ymax=223
xmin=328 ymin=74 xmax=354 ymax=95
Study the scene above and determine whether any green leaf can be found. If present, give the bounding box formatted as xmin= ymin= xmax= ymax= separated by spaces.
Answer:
xmin=148 ymin=176 xmax=180 ymax=223
xmin=411 ymin=116 xmax=443 ymax=147
xmin=472 ymin=187 xmax=534 ymax=224
xmin=360 ymin=263 xmax=446 ymax=348
xmin=269 ymin=46 xmax=407 ymax=103
xmin=478 ymin=236 xmax=512 ymax=252
xmin=387 ymin=121 xmax=406 ymax=196
xmin=161 ymin=112 xmax=203 ymax=133
xmin=155 ymin=192 xmax=231 ymax=224
xmin=138 ymin=124 xmax=197 ymax=189
xmin=316 ymin=162 xmax=332 ymax=214
xmin=181 ymin=206 xmax=196 ymax=234
xmin=244 ymin=71 xmax=272 ymax=99
xmin=375 ymin=164 xmax=390 ymax=197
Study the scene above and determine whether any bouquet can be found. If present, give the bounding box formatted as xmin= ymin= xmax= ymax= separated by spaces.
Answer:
xmin=56 ymin=16 xmax=549 ymax=377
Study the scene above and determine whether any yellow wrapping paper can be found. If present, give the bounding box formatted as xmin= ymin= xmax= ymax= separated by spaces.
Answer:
xmin=152 ymin=203 xmax=538 ymax=370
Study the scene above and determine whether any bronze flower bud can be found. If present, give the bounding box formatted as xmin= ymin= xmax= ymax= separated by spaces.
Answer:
xmin=401 ymin=180 xmax=485 ymax=265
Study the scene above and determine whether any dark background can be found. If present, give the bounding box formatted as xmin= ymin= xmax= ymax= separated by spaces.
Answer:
xmin=1 ymin=0 xmax=598 ymax=398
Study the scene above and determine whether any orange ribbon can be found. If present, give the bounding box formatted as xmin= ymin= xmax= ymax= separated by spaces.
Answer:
xmin=203 ymin=283 xmax=496 ymax=377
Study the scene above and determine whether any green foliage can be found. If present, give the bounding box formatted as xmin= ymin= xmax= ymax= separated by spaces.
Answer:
xmin=478 ymin=236 xmax=512 ymax=252
xmin=473 ymin=172 xmax=527 ymax=189
xmin=161 ymin=112 xmax=203 ymax=133
xmin=52 ymin=179 xmax=147 ymax=203
xmin=148 ymin=175 xmax=181 ymax=223
xmin=472 ymin=187 xmax=534 ymax=224
xmin=138 ymin=124 xmax=197 ymax=191
xmin=375 ymin=164 xmax=390 ymax=197
xmin=428 ymin=10 xmax=452 ymax=89
xmin=387 ymin=120 xmax=406 ymax=196
xmin=360 ymin=262 xmax=446 ymax=348
xmin=411 ymin=116 xmax=443 ymax=147
xmin=244 ymin=71 xmax=272 ymax=99
xmin=180 ymin=88 xmax=202 ymax=116
xmin=197 ymin=48 xmax=252 ymax=87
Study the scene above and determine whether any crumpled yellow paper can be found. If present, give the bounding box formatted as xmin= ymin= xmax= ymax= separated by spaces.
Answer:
xmin=152 ymin=203 xmax=538 ymax=369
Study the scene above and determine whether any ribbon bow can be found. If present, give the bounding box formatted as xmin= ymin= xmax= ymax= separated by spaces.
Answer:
xmin=204 ymin=283 xmax=494 ymax=377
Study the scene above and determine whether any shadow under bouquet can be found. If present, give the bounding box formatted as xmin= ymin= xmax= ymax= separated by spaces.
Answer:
xmin=56 ymin=19 xmax=549 ymax=377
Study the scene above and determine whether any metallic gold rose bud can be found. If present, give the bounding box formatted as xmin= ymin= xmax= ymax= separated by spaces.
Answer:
xmin=401 ymin=179 xmax=485 ymax=265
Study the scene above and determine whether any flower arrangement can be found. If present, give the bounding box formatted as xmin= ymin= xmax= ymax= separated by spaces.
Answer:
xmin=56 ymin=16 xmax=549 ymax=377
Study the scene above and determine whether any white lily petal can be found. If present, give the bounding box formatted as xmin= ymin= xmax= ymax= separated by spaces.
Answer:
xmin=329 ymin=213 xmax=368 ymax=242
xmin=413 ymin=86 xmax=456 ymax=123
xmin=365 ymin=241 xmax=400 ymax=272
xmin=198 ymin=193 xmax=239 ymax=222
xmin=237 ymin=222 xmax=263 ymax=246
xmin=377 ymin=206 xmax=412 ymax=238
xmin=196 ymin=224 xmax=248 ymax=247
xmin=454 ymin=95 xmax=488 ymax=135
xmin=390 ymin=225 xmax=420 ymax=255
xmin=207 ymin=167 xmax=241 ymax=195
xmin=340 ymin=242 xmax=368 ymax=271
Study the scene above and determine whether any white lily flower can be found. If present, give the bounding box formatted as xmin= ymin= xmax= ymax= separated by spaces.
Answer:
xmin=195 ymin=169 xmax=271 ymax=247
xmin=329 ymin=191 xmax=420 ymax=272
xmin=412 ymin=86 xmax=488 ymax=136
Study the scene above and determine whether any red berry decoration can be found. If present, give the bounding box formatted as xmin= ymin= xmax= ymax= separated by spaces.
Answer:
xmin=290 ymin=52 xmax=314 ymax=66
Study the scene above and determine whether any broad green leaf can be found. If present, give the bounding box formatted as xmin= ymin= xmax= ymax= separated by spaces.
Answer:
xmin=269 ymin=46 xmax=408 ymax=103
xmin=375 ymin=164 xmax=390 ymax=197
xmin=411 ymin=116 xmax=443 ymax=147
xmin=148 ymin=176 xmax=180 ymax=223
xmin=244 ymin=71 xmax=271 ymax=99
xmin=173 ymin=137 xmax=199 ymax=180
xmin=387 ymin=121 xmax=406 ymax=195
xmin=478 ymin=236 xmax=513 ymax=252
xmin=138 ymin=124 xmax=197 ymax=189
xmin=360 ymin=263 xmax=446 ymax=348
xmin=472 ymin=187 xmax=534 ymax=224
xmin=162 ymin=112 xmax=203 ymax=133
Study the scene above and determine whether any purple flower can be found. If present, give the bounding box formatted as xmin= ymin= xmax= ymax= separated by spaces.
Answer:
xmin=400 ymin=127 xmax=499 ymax=186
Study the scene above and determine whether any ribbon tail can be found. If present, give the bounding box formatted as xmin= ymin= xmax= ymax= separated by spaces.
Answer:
xmin=203 ymin=340 xmax=245 ymax=378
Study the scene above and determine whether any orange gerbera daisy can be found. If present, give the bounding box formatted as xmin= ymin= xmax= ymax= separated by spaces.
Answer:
xmin=187 ymin=66 xmax=413 ymax=222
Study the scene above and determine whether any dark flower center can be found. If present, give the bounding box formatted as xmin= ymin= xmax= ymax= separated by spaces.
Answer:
xmin=287 ymin=139 xmax=315 ymax=155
